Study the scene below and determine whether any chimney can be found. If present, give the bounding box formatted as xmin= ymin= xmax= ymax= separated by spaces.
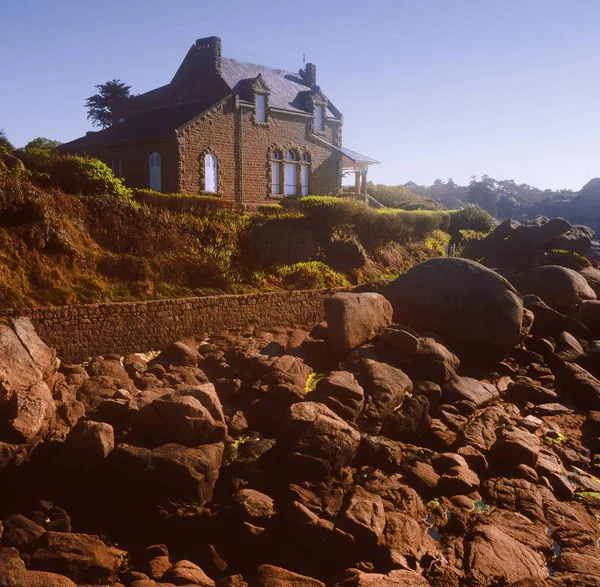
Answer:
xmin=305 ymin=63 xmax=317 ymax=88
xmin=194 ymin=36 xmax=222 ymax=75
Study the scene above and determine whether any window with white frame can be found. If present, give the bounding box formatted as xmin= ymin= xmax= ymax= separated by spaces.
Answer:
xmin=205 ymin=154 xmax=218 ymax=192
xmin=300 ymin=152 xmax=310 ymax=196
xmin=284 ymin=150 xmax=297 ymax=196
xmin=271 ymin=150 xmax=281 ymax=194
xmin=256 ymin=94 xmax=267 ymax=123
xmin=149 ymin=152 xmax=161 ymax=191
xmin=314 ymin=105 xmax=325 ymax=132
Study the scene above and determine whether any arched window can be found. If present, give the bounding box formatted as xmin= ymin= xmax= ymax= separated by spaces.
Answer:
xmin=284 ymin=150 xmax=297 ymax=196
xmin=270 ymin=150 xmax=281 ymax=195
xmin=301 ymin=152 xmax=310 ymax=196
xmin=205 ymin=154 xmax=218 ymax=192
xmin=149 ymin=152 xmax=161 ymax=191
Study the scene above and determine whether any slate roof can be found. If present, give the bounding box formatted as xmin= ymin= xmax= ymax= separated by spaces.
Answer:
xmin=60 ymin=100 xmax=218 ymax=150
xmin=339 ymin=147 xmax=380 ymax=165
xmin=220 ymin=58 xmax=337 ymax=117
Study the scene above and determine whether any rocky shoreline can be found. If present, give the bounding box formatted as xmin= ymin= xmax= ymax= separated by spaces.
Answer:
xmin=2 ymin=220 xmax=600 ymax=585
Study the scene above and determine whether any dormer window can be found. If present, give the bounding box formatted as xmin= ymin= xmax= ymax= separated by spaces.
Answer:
xmin=256 ymin=94 xmax=267 ymax=123
xmin=314 ymin=105 xmax=325 ymax=132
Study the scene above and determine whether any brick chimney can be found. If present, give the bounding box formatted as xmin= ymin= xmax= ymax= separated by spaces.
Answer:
xmin=194 ymin=36 xmax=222 ymax=75
xmin=305 ymin=63 xmax=317 ymax=88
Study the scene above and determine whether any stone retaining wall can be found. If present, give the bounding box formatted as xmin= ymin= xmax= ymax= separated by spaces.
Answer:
xmin=0 ymin=288 xmax=344 ymax=363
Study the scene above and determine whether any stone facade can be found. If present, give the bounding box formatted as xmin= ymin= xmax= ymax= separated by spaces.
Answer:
xmin=61 ymin=36 xmax=345 ymax=204
xmin=0 ymin=288 xmax=348 ymax=363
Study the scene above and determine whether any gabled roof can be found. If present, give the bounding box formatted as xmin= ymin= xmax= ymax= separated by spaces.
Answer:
xmin=220 ymin=58 xmax=338 ymax=117
xmin=59 ymin=100 xmax=220 ymax=150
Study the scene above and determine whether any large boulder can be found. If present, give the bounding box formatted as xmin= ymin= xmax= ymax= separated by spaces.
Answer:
xmin=277 ymin=402 xmax=361 ymax=481
xmin=325 ymin=293 xmax=392 ymax=356
xmin=581 ymin=266 xmax=600 ymax=296
xmin=349 ymin=354 xmax=413 ymax=434
xmin=0 ymin=570 xmax=76 ymax=586
xmin=255 ymin=564 xmax=324 ymax=586
xmin=130 ymin=387 xmax=226 ymax=447
xmin=382 ymin=258 xmax=523 ymax=359
xmin=109 ymin=441 xmax=224 ymax=502
xmin=30 ymin=532 xmax=119 ymax=583
xmin=510 ymin=265 xmax=596 ymax=311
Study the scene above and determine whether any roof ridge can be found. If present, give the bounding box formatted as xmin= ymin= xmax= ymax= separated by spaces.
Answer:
xmin=222 ymin=56 xmax=301 ymax=79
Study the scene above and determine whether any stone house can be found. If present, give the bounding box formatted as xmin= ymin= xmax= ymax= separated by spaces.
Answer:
xmin=59 ymin=36 xmax=378 ymax=205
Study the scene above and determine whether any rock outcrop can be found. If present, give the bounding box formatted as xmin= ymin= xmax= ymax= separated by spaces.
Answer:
xmin=3 ymin=256 xmax=600 ymax=586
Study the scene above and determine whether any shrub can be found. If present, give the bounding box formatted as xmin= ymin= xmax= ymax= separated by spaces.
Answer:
xmin=423 ymin=229 xmax=451 ymax=255
xmin=273 ymin=261 xmax=350 ymax=289
xmin=354 ymin=209 xmax=450 ymax=251
xmin=366 ymin=183 xmax=441 ymax=210
xmin=448 ymin=204 xmax=496 ymax=237
xmin=256 ymin=203 xmax=284 ymax=214
xmin=132 ymin=189 xmax=236 ymax=214
xmin=458 ymin=229 xmax=489 ymax=244
xmin=51 ymin=156 xmax=131 ymax=200
xmin=546 ymin=249 xmax=591 ymax=271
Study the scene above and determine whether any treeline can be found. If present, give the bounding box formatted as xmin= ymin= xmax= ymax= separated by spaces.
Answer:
xmin=404 ymin=176 xmax=576 ymax=219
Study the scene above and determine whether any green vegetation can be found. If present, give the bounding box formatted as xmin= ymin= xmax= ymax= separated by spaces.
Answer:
xmin=0 ymin=152 xmax=466 ymax=309
xmin=546 ymin=249 xmax=591 ymax=271
xmin=448 ymin=204 xmax=497 ymax=239
xmin=365 ymin=183 xmax=441 ymax=210
xmin=305 ymin=372 xmax=325 ymax=393
xmin=273 ymin=261 xmax=350 ymax=289
xmin=85 ymin=79 xmax=134 ymax=129
xmin=52 ymin=156 xmax=132 ymax=201
xmin=541 ymin=432 xmax=568 ymax=446
xmin=577 ymin=492 xmax=600 ymax=501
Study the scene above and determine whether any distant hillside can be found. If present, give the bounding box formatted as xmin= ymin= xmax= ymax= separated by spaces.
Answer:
xmin=525 ymin=177 xmax=600 ymax=233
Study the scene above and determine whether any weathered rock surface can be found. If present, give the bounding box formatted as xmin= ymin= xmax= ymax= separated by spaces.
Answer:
xmin=325 ymin=292 xmax=393 ymax=355
xmin=383 ymin=258 xmax=524 ymax=358
xmin=510 ymin=265 xmax=597 ymax=311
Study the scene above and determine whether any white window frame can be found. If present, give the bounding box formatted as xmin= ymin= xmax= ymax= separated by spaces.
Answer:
xmin=315 ymin=105 xmax=325 ymax=132
xmin=270 ymin=151 xmax=281 ymax=195
xmin=205 ymin=154 xmax=218 ymax=193
xmin=149 ymin=152 xmax=161 ymax=191
xmin=256 ymin=94 xmax=267 ymax=123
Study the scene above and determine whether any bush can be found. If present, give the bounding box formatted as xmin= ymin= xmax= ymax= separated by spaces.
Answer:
xmin=366 ymin=183 xmax=441 ymax=210
xmin=354 ymin=209 xmax=450 ymax=251
xmin=132 ymin=189 xmax=236 ymax=214
xmin=423 ymin=229 xmax=451 ymax=255
xmin=449 ymin=204 xmax=497 ymax=237
xmin=458 ymin=229 xmax=489 ymax=244
xmin=51 ymin=156 xmax=131 ymax=200
xmin=273 ymin=261 xmax=350 ymax=289
xmin=546 ymin=249 xmax=591 ymax=271
xmin=256 ymin=203 xmax=284 ymax=214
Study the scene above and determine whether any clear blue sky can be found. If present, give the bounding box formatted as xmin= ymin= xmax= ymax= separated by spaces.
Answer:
xmin=2 ymin=0 xmax=599 ymax=190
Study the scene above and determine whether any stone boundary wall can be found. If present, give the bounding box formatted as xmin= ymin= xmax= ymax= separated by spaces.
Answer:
xmin=0 ymin=288 xmax=346 ymax=363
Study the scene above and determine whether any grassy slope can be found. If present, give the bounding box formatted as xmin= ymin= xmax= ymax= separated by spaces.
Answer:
xmin=0 ymin=178 xmax=446 ymax=310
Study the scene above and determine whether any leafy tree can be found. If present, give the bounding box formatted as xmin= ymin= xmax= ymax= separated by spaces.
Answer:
xmin=24 ymin=137 xmax=62 ymax=151
xmin=15 ymin=137 xmax=62 ymax=172
xmin=0 ymin=129 xmax=13 ymax=154
xmin=85 ymin=79 xmax=133 ymax=129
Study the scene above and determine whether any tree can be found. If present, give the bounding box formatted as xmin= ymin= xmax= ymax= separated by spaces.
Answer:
xmin=85 ymin=79 xmax=133 ymax=129
xmin=24 ymin=137 xmax=62 ymax=151
xmin=15 ymin=137 xmax=62 ymax=172
xmin=0 ymin=129 xmax=13 ymax=153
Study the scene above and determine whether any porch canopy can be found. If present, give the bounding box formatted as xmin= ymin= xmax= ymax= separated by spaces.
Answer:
xmin=340 ymin=147 xmax=380 ymax=194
